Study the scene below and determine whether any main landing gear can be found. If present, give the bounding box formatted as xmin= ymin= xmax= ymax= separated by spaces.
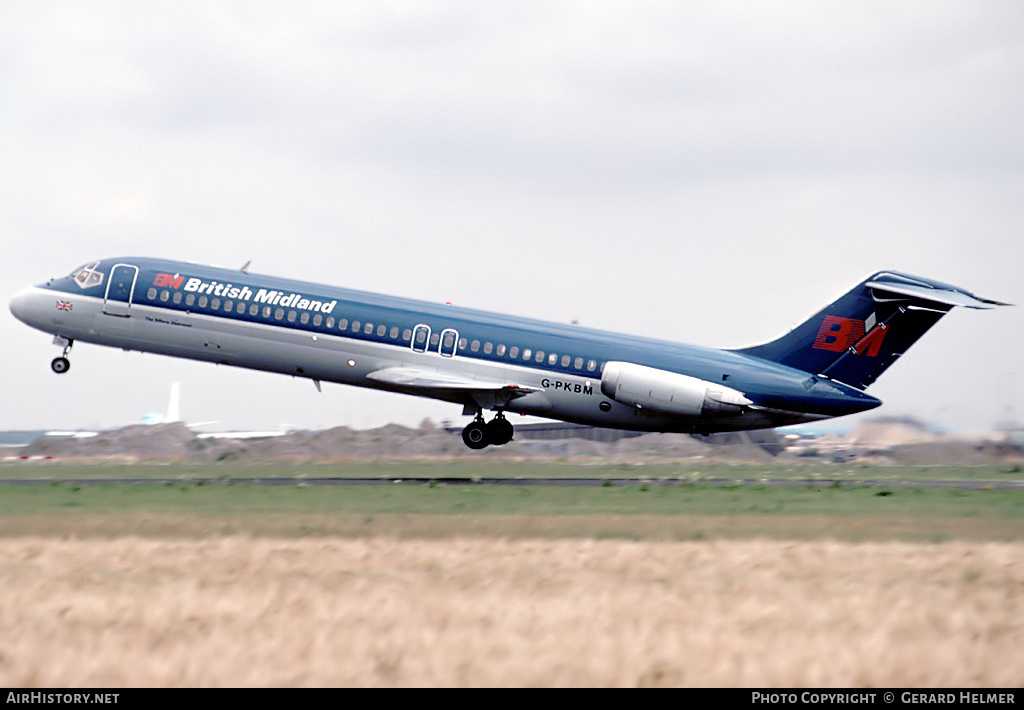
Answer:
xmin=51 ymin=339 xmax=74 ymax=375
xmin=461 ymin=412 xmax=515 ymax=450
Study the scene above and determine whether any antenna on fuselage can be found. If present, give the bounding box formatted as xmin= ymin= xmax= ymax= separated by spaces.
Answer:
xmin=240 ymin=260 xmax=251 ymax=273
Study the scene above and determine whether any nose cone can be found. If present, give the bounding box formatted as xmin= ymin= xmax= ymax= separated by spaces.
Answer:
xmin=9 ymin=287 xmax=34 ymax=325
xmin=9 ymin=286 xmax=56 ymax=333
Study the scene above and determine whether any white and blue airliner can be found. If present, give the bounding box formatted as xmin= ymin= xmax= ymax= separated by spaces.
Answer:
xmin=9 ymin=258 xmax=1007 ymax=448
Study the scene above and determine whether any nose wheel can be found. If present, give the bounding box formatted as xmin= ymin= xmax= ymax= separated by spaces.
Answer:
xmin=461 ymin=413 xmax=515 ymax=449
xmin=51 ymin=339 xmax=73 ymax=374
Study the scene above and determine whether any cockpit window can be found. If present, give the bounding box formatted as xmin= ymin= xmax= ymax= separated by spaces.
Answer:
xmin=70 ymin=262 xmax=104 ymax=289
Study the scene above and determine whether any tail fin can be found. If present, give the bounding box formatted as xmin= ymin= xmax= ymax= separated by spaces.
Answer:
xmin=735 ymin=271 xmax=1008 ymax=390
xmin=166 ymin=382 xmax=181 ymax=423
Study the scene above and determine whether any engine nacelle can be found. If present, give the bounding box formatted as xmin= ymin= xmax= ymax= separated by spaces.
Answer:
xmin=600 ymin=361 xmax=752 ymax=417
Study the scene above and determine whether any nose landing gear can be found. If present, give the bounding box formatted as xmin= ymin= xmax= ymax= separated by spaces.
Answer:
xmin=51 ymin=338 xmax=73 ymax=374
xmin=461 ymin=412 xmax=515 ymax=449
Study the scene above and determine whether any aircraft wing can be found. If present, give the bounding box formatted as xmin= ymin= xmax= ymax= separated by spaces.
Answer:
xmin=366 ymin=366 xmax=542 ymax=410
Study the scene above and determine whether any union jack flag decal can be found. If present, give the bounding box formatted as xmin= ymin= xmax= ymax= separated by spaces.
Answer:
xmin=56 ymin=300 xmax=73 ymax=311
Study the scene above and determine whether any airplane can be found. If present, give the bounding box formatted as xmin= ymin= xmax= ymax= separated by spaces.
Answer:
xmin=9 ymin=258 xmax=1008 ymax=449
xmin=143 ymin=381 xmax=286 ymax=439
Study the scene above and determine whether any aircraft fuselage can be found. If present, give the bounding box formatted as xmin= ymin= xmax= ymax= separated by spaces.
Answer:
xmin=11 ymin=258 xmax=1003 ymax=447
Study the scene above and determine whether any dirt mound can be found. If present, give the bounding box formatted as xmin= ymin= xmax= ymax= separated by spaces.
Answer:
xmin=843 ymin=420 xmax=941 ymax=449
xmin=14 ymin=421 xmax=1006 ymax=464
xmin=19 ymin=423 xmax=199 ymax=462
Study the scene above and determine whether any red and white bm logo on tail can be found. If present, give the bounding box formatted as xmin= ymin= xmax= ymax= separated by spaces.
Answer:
xmin=812 ymin=315 xmax=888 ymax=356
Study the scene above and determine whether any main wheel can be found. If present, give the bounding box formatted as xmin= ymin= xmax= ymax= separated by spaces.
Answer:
xmin=461 ymin=421 xmax=490 ymax=449
xmin=51 ymin=357 xmax=71 ymax=374
xmin=486 ymin=417 xmax=514 ymax=446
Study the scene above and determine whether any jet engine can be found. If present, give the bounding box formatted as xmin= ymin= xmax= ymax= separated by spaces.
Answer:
xmin=600 ymin=361 xmax=752 ymax=417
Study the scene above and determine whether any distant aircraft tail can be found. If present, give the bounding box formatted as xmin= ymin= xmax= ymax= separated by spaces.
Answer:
xmin=735 ymin=271 xmax=1008 ymax=390
xmin=167 ymin=382 xmax=181 ymax=423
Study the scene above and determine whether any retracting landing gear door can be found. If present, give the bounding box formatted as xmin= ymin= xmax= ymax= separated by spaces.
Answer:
xmin=103 ymin=264 xmax=139 ymax=317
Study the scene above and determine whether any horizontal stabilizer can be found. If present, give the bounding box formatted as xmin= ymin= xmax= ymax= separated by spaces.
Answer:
xmin=865 ymin=279 xmax=1010 ymax=309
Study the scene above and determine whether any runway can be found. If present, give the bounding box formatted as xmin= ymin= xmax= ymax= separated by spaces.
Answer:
xmin=1 ymin=475 xmax=1022 ymax=490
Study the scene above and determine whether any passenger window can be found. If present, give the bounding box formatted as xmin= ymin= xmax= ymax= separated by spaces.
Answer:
xmin=402 ymin=329 xmax=412 ymax=341
xmin=147 ymin=288 xmax=157 ymax=300
xmin=574 ymin=357 xmax=583 ymax=369
xmin=301 ymin=313 xmax=310 ymax=324
xmin=185 ymin=294 xmax=195 ymax=307
xmin=484 ymin=342 xmax=493 ymax=354
xmin=364 ymin=323 xmax=373 ymax=334
xmin=287 ymin=310 xmax=297 ymax=323
xmin=338 ymin=319 xmax=348 ymax=330
xmin=561 ymin=355 xmax=570 ymax=367
xmin=430 ymin=333 xmax=439 ymax=346
xmin=223 ymin=300 xmax=233 ymax=312
xmin=198 ymin=296 xmax=208 ymax=308
xmin=211 ymin=297 xmax=220 ymax=309
xmin=161 ymin=291 xmax=171 ymax=302
xmin=415 ymin=329 xmax=427 ymax=345
xmin=536 ymin=351 xmax=545 ymax=363
xmin=173 ymin=292 xmax=182 ymax=304
xmin=508 ymin=346 xmax=519 ymax=359
xmin=523 ymin=349 xmax=531 ymax=360
xmin=314 ymin=314 xmax=323 ymax=327
xmin=496 ymin=344 xmax=506 ymax=356
xmin=458 ymin=337 xmax=467 ymax=349
xmin=250 ymin=304 xmax=259 ymax=317
xmin=548 ymin=353 xmax=558 ymax=365
xmin=326 ymin=317 xmax=335 ymax=329
xmin=352 ymin=320 xmax=360 ymax=332
xmin=275 ymin=308 xmax=285 ymax=320
xmin=390 ymin=326 xmax=399 ymax=339
xmin=377 ymin=324 xmax=386 ymax=337
xmin=261 ymin=306 xmax=270 ymax=318
xmin=237 ymin=302 xmax=245 ymax=314
xmin=471 ymin=340 xmax=480 ymax=352
xmin=587 ymin=360 xmax=597 ymax=371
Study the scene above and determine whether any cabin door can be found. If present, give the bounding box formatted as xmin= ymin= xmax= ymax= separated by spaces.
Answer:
xmin=411 ymin=323 xmax=431 ymax=354
xmin=103 ymin=264 xmax=139 ymax=317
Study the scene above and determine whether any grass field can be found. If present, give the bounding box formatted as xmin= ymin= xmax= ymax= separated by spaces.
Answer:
xmin=0 ymin=537 xmax=1020 ymax=687
xmin=4 ymin=460 xmax=1023 ymax=482
xmin=0 ymin=462 xmax=1021 ymax=542
xmin=0 ymin=463 xmax=1021 ymax=686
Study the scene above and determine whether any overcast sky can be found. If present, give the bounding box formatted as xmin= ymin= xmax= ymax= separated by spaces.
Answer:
xmin=2 ymin=1 xmax=1022 ymax=434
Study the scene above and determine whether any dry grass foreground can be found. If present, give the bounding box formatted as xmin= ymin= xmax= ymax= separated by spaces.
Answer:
xmin=0 ymin=537 xmax=1021 ymax=687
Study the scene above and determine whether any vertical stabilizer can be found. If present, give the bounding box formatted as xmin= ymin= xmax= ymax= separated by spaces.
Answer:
xmin=734 ymin=272 xmax=1008 ymax=390
xmin=166 ymin=382 xmax=181 ymax=423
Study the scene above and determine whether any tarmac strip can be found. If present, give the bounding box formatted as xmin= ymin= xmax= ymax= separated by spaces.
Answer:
xmin=0 ymin=476 xmax=1022 ymax=490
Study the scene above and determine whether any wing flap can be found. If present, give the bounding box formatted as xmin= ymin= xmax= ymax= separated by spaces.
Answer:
xmin=366 ymin=367 xmax=539 ymax=393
